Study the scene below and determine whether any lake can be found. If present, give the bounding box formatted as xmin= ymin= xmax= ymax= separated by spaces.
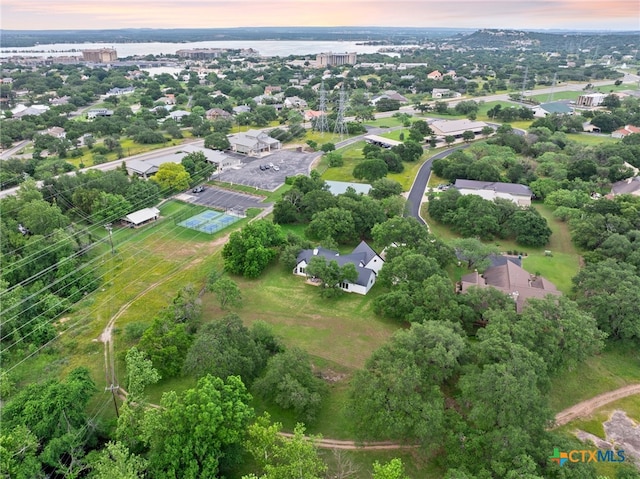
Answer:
xmin=0 ymin=40 xmax=418 ymax=58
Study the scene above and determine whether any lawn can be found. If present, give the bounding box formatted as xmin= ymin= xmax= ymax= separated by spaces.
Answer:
xmin=421 ymin=203 xmax=581 ymax=294
xmin=363 ymin=117 xmax=408 ymax=128
xmin=320 ymin=140 xmax=367 ymax=181
xmin=548 ymin=341 xmax=640 ymax=413
xmin=566 ymin=133 xmax=617 ymax=146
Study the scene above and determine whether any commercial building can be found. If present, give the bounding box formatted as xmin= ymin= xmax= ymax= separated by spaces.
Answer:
xmin=176 ymin=48 xmax=226 ymax=60
xmin=82 ymin=49 xmax=117 ymax=63
xmin=316 ymin=52 xmax=357 ymax=67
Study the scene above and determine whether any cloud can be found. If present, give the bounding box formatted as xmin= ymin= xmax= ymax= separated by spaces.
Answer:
xmin=1 ymin=0 xmax=638 ymax=30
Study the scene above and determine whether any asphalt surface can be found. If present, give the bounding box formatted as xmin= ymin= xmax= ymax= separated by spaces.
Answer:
xmin=213 ymin=150 xmax=321 ymax=192
xmin=405 ymin=144 xmax=469 ymax=224
xmin=188 ymin=186 xmax=267 ymax=212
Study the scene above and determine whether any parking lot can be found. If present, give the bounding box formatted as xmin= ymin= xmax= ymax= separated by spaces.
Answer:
xmin=186 ymin=187 xmax=267 ymax=212
xmin=215 ymin=149 xmax=321 ymax=192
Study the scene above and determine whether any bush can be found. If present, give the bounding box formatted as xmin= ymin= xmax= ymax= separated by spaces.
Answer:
xmin=125 ymin=321 xmax=149 ymax=341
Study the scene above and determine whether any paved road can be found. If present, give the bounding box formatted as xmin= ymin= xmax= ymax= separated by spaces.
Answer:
xmin=404 ymin=145 xmax=470 ymax=224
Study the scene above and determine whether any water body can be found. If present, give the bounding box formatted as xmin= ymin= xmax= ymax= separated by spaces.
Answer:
xmin=0 ymin=40 xmax=418 ymax=58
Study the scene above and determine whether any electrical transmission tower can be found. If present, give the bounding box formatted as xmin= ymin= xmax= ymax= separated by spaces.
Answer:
xmin=333 ymin=86 xmax=348 ymax=139
xmin=316 ymin=81 xmax=329 ymax=134
xmin=546 ymin=72 xmax=558 ymax=103
xmin=520 ymin=66 xmax=529 ymax=101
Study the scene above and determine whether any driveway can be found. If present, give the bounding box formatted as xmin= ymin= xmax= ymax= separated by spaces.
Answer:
xmin=215 ymin=150 xmax=321 ymax=192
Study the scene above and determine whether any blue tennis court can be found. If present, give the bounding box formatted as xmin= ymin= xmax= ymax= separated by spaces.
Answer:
xmin=178 ymin=210 xmax=242 ymax=234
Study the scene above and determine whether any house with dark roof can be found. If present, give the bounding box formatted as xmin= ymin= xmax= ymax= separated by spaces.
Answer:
xmin=454 ymin=179 xmax=533 ymax=206
xmin=294 ymin=241 xmax=384 ymax=295
xmin=458 ymin=259 xmax=561 ymax=313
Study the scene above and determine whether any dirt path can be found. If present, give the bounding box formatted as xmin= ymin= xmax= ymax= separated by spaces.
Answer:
xmin=278 ymin=433 xmax=418 ymax=450
xmin=553 ymin=384 xmax=640 ymax=427
xmin=97 ymin=206 xmax=274 ymax=389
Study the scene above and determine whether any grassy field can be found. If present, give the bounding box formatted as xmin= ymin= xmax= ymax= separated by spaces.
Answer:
xmin=421 ymin=202 xmax=580 ymax=294
xmin=548 ymin=341 xmax=640 ymax=412
xmin=320 ymin=140 xmax=367 ymax=181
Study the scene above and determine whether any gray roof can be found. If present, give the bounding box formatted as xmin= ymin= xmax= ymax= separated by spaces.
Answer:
xmin=538 ymin=101 xmax=573 ymax=114
xmin=351 ymin=240 xmax=379 ymax=265
xmin=124 ymin=207 xmax=160 ymax=225
xmin=454 ymin=179 xmax=532 ymax=197
xmin=325 ymin=180 xmax=372 ymax=196
xmin=611 ymin=176 xmax=640 ymax=195
xmin=296 ymin=241 xmax=381 ymax=287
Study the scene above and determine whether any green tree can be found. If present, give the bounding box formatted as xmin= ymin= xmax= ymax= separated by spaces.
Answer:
xmin=182 ymin=314 xmax=267 ymax=384
xmin=506 ymin=207 xmax=552 ymax=247
xmin=89 ymin=442 xmax=147 ymax=479
xmin=573 ymin=259 xmax=640 ymax=341
xmin=151 ymin=162 xmax=191 ymax=192
xmin=244 ymin=414 xmax=327 ymax=479
xmin=253 ymin=348 xmax=326 ymax=424
xmin=369 ymin=178 xmax=402 ymax=199
xmin=209 ymin=276 xmax=242 ymax=309
xmin=320 ymin=142 xmax=335 ymax=152
xmin=143 ymin=375 xmax=254 ymax=479
xmin=91 ymin=191 xmax=132 ymax=224
xmin=125 ymin=347 xmax=161 ymax=401
xmin=371 ymin=216 xmax=429 ymax=248
xmin=481 ymin=296 xmax=605 ymax=371
xmin=353 ymin=158 xmax=388 ymax=182
xmin=305 ymin=256 xmax=359 ymax=297
xmin=204 ymin=132 xmax=231 ymax=150
xmin=348 ymin=322 xmax=466 ymax=443
xmin=0 ymin=425 xmax=42 ymax=479
xmin=307 ymin=207 xmax=356 ymax=244
xmin=222 ymin=220 xmax=286 ymax=278
xmin=462 ymin=130 xmax=475 ymax=142
xmin=452 ymin=238 xmax=500 ymax=271
xmin=372 ymin=458 xmax=409 ymax=479
xmin=138 ymin=313 xmax=192 ymax=378
xmin=17 ymin=199 xmax=69 ymax=236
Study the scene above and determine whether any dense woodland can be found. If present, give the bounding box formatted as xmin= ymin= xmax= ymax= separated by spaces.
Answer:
xmin=1 ymin=30 xmax=640 ymax=478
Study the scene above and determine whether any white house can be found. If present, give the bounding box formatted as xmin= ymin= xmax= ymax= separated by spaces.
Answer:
xmin=454 ymin=179 xmax=533 ymax=206
xmin=294 ymin=241 xmax=384 ymax=295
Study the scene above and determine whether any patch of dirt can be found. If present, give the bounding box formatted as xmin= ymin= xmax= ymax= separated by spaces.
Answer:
xmin=575 ymin=410 xmax=640 ymax=467
xmin=554 ymin=384 xmax=640 ymax=427
xmin=318 ymin=369 xmax=348 ymax=383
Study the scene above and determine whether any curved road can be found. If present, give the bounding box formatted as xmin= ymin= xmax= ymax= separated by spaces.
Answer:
xmin=405 ymin=145 xmax=468 ymax=224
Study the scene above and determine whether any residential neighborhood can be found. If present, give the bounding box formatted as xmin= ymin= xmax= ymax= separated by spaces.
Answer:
xmin=1 ymin=21 xmax=640 ymax=479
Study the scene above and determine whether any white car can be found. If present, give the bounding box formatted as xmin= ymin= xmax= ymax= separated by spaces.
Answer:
xmin=273 ymin=165 xmax=280 ymax=171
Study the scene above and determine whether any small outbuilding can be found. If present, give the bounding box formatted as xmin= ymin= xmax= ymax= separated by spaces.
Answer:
xmin=122 ymin=207 xmax=160 ymax=228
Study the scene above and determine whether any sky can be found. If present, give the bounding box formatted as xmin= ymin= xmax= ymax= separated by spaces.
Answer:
xmin=1 ymin=0 xmax=639 ymax=31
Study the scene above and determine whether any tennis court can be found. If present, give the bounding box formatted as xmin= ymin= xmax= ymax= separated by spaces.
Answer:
xmin=178 ymin=209 xmax=242 ymax=234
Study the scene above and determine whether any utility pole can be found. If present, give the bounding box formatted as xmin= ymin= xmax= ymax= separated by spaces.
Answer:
xmin=104 ymin=223 xmax=114 ymax=255
xmin=106 ymin=384 xmax=120 ymax=418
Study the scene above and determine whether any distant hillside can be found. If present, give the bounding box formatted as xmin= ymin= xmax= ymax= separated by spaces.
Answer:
xmin=450 ymin=28 xmax=639 ymax=53
xmin=0 ymin=27 xmax=469 ymax=48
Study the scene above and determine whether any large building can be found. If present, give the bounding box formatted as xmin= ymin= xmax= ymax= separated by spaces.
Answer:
xmin=82 ymin=49 xmax=117 ymax=63
xmin=176 ymin=48 xmax=226 ymax=60
xmin=576 ymin=93 xmax=606 ymax=107
xmin=454 ymin=179 xmax=533 ymax=207
xmin=316 ymin=52 xmax=357 ymax=67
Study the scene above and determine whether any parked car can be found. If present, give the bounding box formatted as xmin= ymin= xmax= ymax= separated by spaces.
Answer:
xmin=259 ymin=164 xmax=267 ymax=171
xmin=192 ymin=185 xmax=205 ymax=193
xmin=273 ymin=165 xmax=280 ymax=171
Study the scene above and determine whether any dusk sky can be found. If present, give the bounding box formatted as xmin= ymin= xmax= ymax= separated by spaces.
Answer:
xmin=1 ymin=0 xmax=639 ymax=31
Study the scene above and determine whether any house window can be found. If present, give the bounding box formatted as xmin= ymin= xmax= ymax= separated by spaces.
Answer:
xmin=340 ymin=282 xmax=349 ymax=289
xmin=299 ymin=267 xmax=306 ymax=274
